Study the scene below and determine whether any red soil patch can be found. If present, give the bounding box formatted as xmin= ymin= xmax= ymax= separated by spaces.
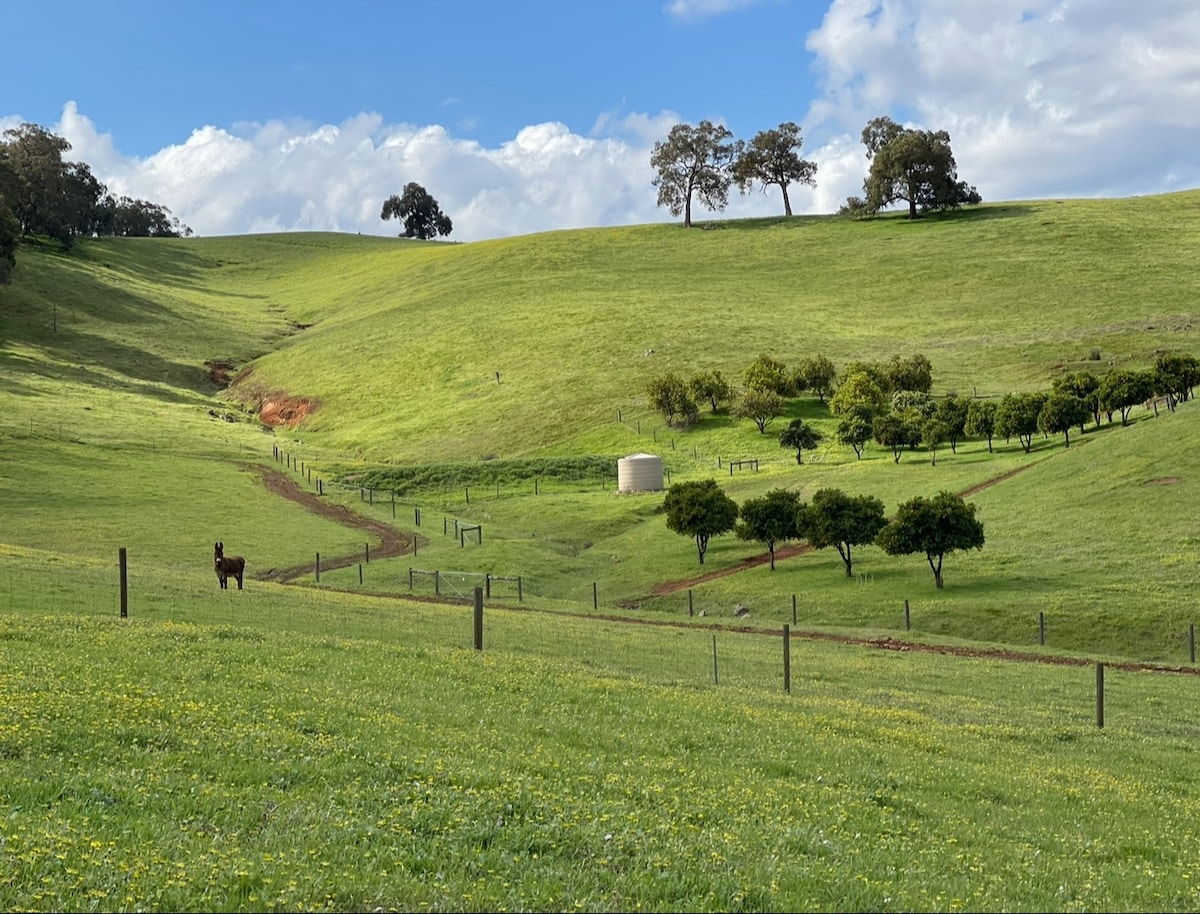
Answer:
xmin=258 ymin=396 xmax=316 ymax=428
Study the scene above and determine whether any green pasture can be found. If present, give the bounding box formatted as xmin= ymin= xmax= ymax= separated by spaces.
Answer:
xmin=4 ymin=610 xmax=1200 ymax=912
xmin=3 ymin=192 xmax=1200 ymax=909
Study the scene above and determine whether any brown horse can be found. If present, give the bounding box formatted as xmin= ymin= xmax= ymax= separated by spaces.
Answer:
xmin=214 ymin=541 xmax=246 ymax=590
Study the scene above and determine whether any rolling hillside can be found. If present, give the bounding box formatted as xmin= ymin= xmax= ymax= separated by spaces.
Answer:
xmin=2 ymin=192 xmax=1200 ymax=661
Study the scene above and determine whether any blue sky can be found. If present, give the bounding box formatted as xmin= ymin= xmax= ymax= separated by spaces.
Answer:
xmin=5 ymin=0 xmax=1199 ymax=242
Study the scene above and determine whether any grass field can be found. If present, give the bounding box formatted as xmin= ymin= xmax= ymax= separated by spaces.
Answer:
xmin=3 ymin=193 xmax=1200 ymax=910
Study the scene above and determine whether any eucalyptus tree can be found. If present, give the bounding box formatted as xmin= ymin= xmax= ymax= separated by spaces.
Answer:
xmin=2 ymin=123 xmax=72 ymax=244
xmin=731 ymin=121 xmax=817 ymax=217
xmin=381 ymin=182 xmax=453 ymax=239
xmin=651 ymin=120 xmax=741 ymax=228
xmin=845 ymin=116 xmax=981 ymax=219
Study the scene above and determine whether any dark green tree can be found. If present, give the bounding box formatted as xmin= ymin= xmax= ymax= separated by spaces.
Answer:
xmin=936 ymin=393 xmax=970 ymax=453
xmin=873 ymin=412 xmax=919 ymax=463
xmin=731 ymin=121 xmax=817 ymax=217
xmin=779 ymin=418 xmax=824 ymax=464
xmin=1097 ymin=369 xmax=1155 ymax=425
xmin=688 ymin=369 xmax=733 ymax=413
xmin=994 ymin=392 xmax=1046 ymax=453
xmin=836 ymin=408 xmax=873 ymax=459
xmin=1153 ymin=353 xmax=1200 ymax=408
xmin=3 ymin=123 xmax=73 ymax=245
xmin=1038 ymin=392 xmax=1091 ymax=447
xmin=381 ymin=182 xmax=453 ymax=239
xmin=0 ymin=200 xmax=17 ymax=284
xmin=921 ymin=418 xmax=949 ymax=465
xmin=798 ymin=488 xmax=887 ymax=578
xmin=735 ymin=389 xmax=785 ymax=434
xmin=1053 ymin=370 xmax=1101 ymax=429
xmin=795 ymin=354 xmax=837 ymax=403
xmin=650 ymin=120 xmax=740 ymax=228
xmin=876 ymin=491 xmax=985 ymax=589
xmin=646 ymin=372 xmax=698 ymax=427
xmin=964 ymin=399 xmax=998 ymax=452
xmin=663 ymin=478 xmax=739 ymax=565
xmin=846 ymin=116 xmax=981 ymax=219
xmin=736 ymin=488 xmax=802 ymax=570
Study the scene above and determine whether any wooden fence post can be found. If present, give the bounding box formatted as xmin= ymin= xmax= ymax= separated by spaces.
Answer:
xmin=1096 ymin=662 xmax=1105 ymax=728
xmin=712 ymin=634 xmax=719 ymax=685
xmin=474 ymin=587 xmax=484 ymax=651
xmin=119 ymin=547 xmax=128 ymax=618
xmin=783 ymin=624 xmax=791 ymax=693
xmin=904 ymin=599 xmax=910 ymax=630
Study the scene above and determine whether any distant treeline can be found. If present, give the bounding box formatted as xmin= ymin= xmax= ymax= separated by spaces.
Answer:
xmin=0 ymin=123 xmax=191 ymax=283
xmin=340 ymin=455 xmax=619 ymax=496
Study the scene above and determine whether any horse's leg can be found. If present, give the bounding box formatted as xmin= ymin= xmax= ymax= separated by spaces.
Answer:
xmin=236 ymin=568 xmax=243 ymax=590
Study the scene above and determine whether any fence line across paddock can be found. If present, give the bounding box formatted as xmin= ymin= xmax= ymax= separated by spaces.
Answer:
xmin=5 ymin=546 xmax=1187 ymax=735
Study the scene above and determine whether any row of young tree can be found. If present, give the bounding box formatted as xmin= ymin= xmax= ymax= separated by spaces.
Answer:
xmin=647 ymin=351 xmax=1199 ymax=464
xmin=0 ymin=123 xmax=192 ymax=284
xmin=663 ymin=479 xmax=984 ymax=590
xmin=650 ymin=115 xmax=980 ymax=228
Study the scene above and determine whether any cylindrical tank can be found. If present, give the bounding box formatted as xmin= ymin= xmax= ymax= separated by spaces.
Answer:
xmin=617 ymin=453 xmax=664 ymax=493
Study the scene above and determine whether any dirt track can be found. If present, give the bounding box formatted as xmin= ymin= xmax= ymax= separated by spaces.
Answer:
xmin=244 ymin=458 xmax=1200 ymax=677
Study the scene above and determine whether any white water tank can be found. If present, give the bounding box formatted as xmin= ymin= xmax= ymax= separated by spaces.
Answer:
xmin=617 ymin=453 xmax=664 ymax=493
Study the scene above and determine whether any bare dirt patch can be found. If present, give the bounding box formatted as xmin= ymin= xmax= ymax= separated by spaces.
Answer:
xmin=1147 ymin=476 xmax=1181 ymax=485
xmin=247 ymin=465 xmax=417 ymax=582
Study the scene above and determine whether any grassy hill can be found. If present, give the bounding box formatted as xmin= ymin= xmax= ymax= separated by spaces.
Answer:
xmin=4 ymin=192 xmax=1200 ymax=910
xmin=4 ymin=192 xmax=1200 ymax=659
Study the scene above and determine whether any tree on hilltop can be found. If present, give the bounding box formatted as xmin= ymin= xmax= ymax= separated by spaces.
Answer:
xmin=651 ymin=120 xmax=740 ymax=228
xmin=381 ymin=182 xmax=453 ymax=240
xmin=731 ymin=121 xmax=817 ymax=217
xmin=842 ymin=116 xmax=981 ymax=219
